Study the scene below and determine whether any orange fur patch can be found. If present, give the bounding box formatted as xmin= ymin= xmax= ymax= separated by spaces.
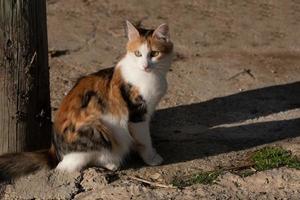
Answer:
xmin=127 ymin=36 xmax=173 ymax=55
xmin=127 ymin=38 xmax=146 ymax=52
xmin=53 ymin=67 xmax=131 ymax=154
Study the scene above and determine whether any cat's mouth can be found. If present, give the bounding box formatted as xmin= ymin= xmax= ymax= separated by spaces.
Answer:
xmin=144 ymin=67 xmax=152 ymax=72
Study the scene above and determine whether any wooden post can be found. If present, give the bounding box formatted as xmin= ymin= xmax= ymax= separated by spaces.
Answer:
xmin=0 ymin=0 xmax=51 ymax=154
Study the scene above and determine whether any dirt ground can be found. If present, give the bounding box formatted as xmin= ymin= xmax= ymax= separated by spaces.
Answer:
xmin=1 ymin=0 xmax=300 ymax=199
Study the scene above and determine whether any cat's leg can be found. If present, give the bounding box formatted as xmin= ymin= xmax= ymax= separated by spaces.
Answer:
xmin=94 ymin=150 xmax=121 ymax=171
xmin=55 ymin=124 xmax=115 ymax=172
xmin=129 ymin=121 xmax=163 ymax=166
xmin=56 ymin=152 xmax=94 ymax=172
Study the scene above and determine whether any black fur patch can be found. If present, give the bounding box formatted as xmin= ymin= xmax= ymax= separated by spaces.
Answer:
xmin=77 ymin=126 xmax=112 ymax=150
xmin=120 ymin=83 xmax=147 ymax=123
xmin=73 ymin=67 xmax=114 ymax=93
xmin=92 ymin=67 xmax=114 ymax=80
xmin=81 ymin=90 xmax=107 ymax=113
xmin=97 ymin=93 xmax=107 ymax=113
xmin=63 ymin=123 xmax=75 ymax=133
xmin=52 ymin=129 xmax=64 ymax=161
xmin=81 ymin=91 xmax=97 ymax=108
xmin=138 ymin=28 xmax=154 ymax=38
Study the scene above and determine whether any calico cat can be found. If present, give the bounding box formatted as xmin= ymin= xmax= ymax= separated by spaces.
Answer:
xmin=0 ymin=21 xmax=173 ymax=181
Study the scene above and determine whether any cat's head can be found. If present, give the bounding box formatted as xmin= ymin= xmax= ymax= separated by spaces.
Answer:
xmin=124 ymin=21 xmax=173 ymax=74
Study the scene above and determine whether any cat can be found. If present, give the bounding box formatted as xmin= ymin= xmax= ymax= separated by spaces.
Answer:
xmin=0 ymin=21 xmax=174 ymax=181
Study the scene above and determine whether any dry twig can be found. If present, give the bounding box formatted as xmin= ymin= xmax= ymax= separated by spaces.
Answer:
xmin=227 ymin=69 xmax=255 ymax=80
xmin=128 ymin=176 xmax=177 ymax=189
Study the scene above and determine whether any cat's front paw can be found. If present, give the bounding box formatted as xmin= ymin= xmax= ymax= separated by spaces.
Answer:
xmin=104 ymin=163 xmax=120 ymax=171
xmin=56 ymin=162 xmax=81 ymax=172
xmin=143 ymin=151 xmax=164 ymax=166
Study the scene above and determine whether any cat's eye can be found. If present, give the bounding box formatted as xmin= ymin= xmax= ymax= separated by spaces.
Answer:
xmin=150 ymin=51 xmax=159 ymax=57
xmin=134 ymin=51 xmax=142 ymax=57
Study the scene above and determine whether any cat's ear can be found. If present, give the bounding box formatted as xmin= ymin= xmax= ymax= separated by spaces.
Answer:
xmin=152 ymin=23 xmax=170 ymax=42
xmin=126 ymin=20 xmax=140 ymax=41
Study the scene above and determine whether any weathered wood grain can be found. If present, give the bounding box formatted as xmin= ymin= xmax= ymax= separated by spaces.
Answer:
xmin=0 ymin=0 xmax=51 ymax=154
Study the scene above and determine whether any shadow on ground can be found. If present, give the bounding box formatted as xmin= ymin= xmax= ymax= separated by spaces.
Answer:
xmin=150 ymin=81 xmax=300 ymax=164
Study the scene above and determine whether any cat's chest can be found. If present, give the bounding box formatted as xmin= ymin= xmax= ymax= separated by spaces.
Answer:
xmin=131 ymin=75 xmax=166 ymax=110
xmin=119 ymin=64 xmax=167 ymax=116
xmin=139 ymin=79 xmax=165 ymax=103
xmin=120 ymin=76 xmax=166 ymax=123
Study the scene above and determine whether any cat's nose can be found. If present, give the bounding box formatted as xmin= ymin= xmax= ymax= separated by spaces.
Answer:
xmin=143 ymin=64 xmax=151 ymax=72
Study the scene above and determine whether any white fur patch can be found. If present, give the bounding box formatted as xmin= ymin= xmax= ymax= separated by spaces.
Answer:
xmin=56 ymin=150 xmax=123 ymax=172
xmin=56 ymin=152 xmax=94 ymax=172
xmin=100 ymin=113 xmax=132 ymax=158
xmin=139 ymin=43 xmax=150 ymax=70
xmin=56 ymin=115 xmax=132 ymax=172
xmin=129 ymin=120 xmax=163 ymax=166
xmin=119 ymin=42 xmax=172 ymax=115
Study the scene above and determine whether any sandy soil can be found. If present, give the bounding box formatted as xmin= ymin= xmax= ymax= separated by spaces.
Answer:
xmin=1 ymin=0 xmax=300 ymax=199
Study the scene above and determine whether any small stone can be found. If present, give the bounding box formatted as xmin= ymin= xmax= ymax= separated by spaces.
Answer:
xmin=271 ymin=70 xmax=277 ymax=74
xmin=150 ymin=173 xmax=161 ymax=180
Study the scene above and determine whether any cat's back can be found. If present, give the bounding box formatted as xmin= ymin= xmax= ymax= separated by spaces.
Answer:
xmin=54 ymin=67 xmax=115 ymax=133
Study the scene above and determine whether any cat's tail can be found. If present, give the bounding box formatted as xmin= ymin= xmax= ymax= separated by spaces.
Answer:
xmin=0 ymin=146 xmax=57 ymax=182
